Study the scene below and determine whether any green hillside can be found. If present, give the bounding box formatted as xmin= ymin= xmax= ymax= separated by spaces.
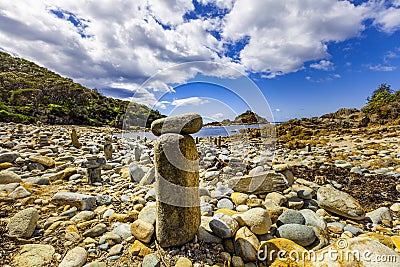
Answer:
xmin=0 ymin=51 xmax=163 ymax=127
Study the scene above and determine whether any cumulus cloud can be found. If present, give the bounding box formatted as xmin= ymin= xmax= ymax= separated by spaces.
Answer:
xmin=222 ymin=0 xmax=367 ymax=77
xmin=366 ymin=0 xmax=400 ymax=33
xmin=171 ymin=97 xmax=210 ymax=106
xmin=310 ymin=60 xmax=335 ymax=71
xmin=0 ymin=0 xmax=400 ymax=107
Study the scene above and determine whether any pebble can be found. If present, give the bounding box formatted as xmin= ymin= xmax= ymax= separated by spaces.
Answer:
xmin=366 ymin=207 xmax=392 ymax=225
xmin=142 ymin=253 xmax=161 ymax=267
xmin=299 ymin=209 xmax=327 ymax=230
xmin=128 ymin=162 xmax=145 ymax=182
xmin=277 ymin=224 xmax=316 ymax=247
xmin=112 ymin=223 xmax=132 ymax=240
xmin=108 ymin=244 xmax=123 ymax=256
xmin=277 ymin=209 xmax=305 ymax=226
xmin=175 ymin=257 xmax=193 ymax=267
xmin=59 ymin=247 xmax=87 ymax=267
xmin=217 ymin=198 xmax=234 ymax=210
xmin=234 ymin=226 xmax=260 ymax=262
xmin=138 ymin=205 xmax=157 ymax=225
xmin=390 ymin=203 xmax=400 ymax=212
xmin=130 ymin=219 xmax=154 ymax=243
xmin=209 ymin=213 xmax=239 ymax=238
xmin=83 ymin=223 xmax=107 ymax=237
xmin=71 ymin=211 xmax=96 ymax=222
xmin=233 ymin=207 xmax=271 ymax=235
xmin=231 ymin=192 xmax=249 ymax=206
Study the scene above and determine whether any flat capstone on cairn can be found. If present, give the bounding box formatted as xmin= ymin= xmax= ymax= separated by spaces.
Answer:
xmin=151 ymin=112 xmax=203 ymax=247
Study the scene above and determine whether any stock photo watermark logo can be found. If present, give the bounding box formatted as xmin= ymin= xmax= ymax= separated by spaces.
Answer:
xmin=122 ymin=61 xmax=277 ymax=207
xmin=258 ymin=238 xmax=398 ymax=264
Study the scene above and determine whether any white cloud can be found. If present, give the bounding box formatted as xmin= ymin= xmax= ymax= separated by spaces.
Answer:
xmin=310 ymin=60 xmax=335 ymax=71
xmin=171 ymin=97 xmax=210 ymax=106
xmin=0 ymin=0 xmax=400 ymax=108
xmin=222 ymin=0 xmax=366 ymax=77
xmin=368 ymin=64 xmax=397 ymax=71
xmin=275 ymin=109 xmax=281 ymax=112
xmin=198 ymin=0 xmax=236 ymax=10
xmin=211 ymin=112 xmax=225 ymax=119
xmin=366 ymin=0 xmax=400 ymax=33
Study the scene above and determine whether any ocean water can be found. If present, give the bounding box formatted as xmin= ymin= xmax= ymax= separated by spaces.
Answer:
xmin=120 ymin=124 xmax=268 ymax=140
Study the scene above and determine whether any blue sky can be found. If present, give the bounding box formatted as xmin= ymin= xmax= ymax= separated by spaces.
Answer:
xmin=0 ymin=0 xmax=400 ymax=122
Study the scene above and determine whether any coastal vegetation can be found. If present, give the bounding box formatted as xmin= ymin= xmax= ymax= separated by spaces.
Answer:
xmin=0 ymin=51 xmax=163 ymax=127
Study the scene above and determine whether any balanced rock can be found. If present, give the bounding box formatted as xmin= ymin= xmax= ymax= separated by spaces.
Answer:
xmin=7 ymin=207 xmax=39 ymax=238
xmin=317 ymin=185 xmax=365 ymax=220
xmin=151 ymin=113 xmax=203 ymax=136
xmin=154 ymin=133 xmax=200 ymax=247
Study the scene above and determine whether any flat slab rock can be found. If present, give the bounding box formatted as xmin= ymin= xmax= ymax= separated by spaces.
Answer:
xmin=51 ymin=192 xmax=96 ymax=210
xmin=13 ymin=244 xmax=55 ymax=267
xmin=151 ymin=113 xmax=203 ymax=136
xmin=228 ymin=171 xmax=289 ymax=194
xmin=317 ymin=185 xmax=365 ymax=220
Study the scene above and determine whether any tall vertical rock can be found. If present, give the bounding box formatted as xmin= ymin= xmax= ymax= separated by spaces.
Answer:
xmin=152 ymin=113 xmax=202 ymax=247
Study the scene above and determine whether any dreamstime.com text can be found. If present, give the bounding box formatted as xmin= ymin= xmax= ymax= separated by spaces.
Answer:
xmin=258 ymin=239 xmax=398 ymax=264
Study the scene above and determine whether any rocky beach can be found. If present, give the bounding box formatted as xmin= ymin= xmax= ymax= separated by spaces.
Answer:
xmin=0 ymin=113 xmax=399 ymax=267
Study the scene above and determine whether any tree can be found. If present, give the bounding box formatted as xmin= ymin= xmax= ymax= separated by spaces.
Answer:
xmin=367 ymin=83 xmax=393 ymax=103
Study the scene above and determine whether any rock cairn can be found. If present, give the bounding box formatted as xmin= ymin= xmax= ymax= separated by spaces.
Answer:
xmin=38 ymin=134 xmax=49 ymax=147
xmin=82 ymin=155 xmax=106 ymax=184
xmin=103 ymin=137 xmax=113 ymax=160
xmin=71 ymin=128 xmax=81 ymax=148
xmin=151 ymin=113 xmax=203 ymax=247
